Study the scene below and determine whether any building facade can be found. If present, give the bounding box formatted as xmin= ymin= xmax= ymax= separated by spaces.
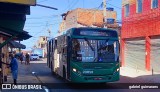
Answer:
xmin=59 ymin=8 xmax=118 ymax=33
xmin=36 ymin=36 xmax=48 ymax=57
xmin=37 ymin=36 xmax=48 ymax=49
xmin=0 ymin=0 xmax=34 ymax=83
xmin=121 ymin=0 xmax=160 ymax=72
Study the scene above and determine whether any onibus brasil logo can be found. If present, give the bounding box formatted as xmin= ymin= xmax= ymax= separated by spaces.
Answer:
xmin=2 ymin=84 xmax=42 ymax=90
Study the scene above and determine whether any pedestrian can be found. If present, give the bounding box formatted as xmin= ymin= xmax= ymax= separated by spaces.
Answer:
xmin=20 ymin=53 xmax=24 ymax=64
xmin=9 ymin=53 xmax=18 ymax=85
xmin=25 ymin=53 xmax=30 ymax=65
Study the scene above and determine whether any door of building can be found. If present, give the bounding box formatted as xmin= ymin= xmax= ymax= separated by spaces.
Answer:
xmin=125 ymin=39 xmax=146 ymax=71
xmin=151 ymin=37 xmax=160 ymax=72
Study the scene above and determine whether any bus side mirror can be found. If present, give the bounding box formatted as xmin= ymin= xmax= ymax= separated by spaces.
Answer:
xmin=118 ymin=42 xmax=120 ymax=54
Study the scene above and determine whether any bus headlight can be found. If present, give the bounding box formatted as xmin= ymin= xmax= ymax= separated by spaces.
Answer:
xmin=116 ymin=68 xmax=120 ymax=72
xmin=73 ymin=68 xmax=77 ymax=72
xmin=113 ymin=68 xmax=120 ymax=76
xmin=72 ymin=68 xmax=82 ymax=76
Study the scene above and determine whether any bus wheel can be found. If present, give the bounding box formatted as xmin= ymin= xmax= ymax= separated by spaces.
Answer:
xmin=50 ymin=62 xmax=53 ymax=73
xmin=51 ymin=70 xmax=56 ymax=75
xmin=63 ymin=66 xmax=66 ymax=79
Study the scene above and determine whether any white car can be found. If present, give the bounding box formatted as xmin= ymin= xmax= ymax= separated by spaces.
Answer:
xmin=30 ymin=54 xmax=39 ymax=61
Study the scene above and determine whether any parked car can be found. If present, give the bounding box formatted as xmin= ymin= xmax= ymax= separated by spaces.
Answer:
xmin=30 ymin=54 xmax=39 ymax=61
xmin=31 ymin=48 xmax=43 ymax=58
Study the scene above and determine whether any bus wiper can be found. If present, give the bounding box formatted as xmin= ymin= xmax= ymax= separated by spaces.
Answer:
xmin=93 ymin=56 xmax=98 ymax=62
xmin=98 ymin=39 xmax=109 ymax=50
xmin=84 ymin=38 xmax=94 ymax=51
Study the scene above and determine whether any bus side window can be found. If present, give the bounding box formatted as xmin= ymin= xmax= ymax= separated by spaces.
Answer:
xmin=62 ymin=47 xmax=67 ymax=62
xmin=57 ymin=37 xmax=61 ymax=54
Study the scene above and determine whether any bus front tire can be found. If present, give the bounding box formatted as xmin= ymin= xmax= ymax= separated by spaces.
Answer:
xmin=63 ymin=67 xmax=66 ymax=79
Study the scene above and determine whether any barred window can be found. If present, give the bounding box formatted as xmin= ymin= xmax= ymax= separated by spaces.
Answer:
xmin=125 ymin=4 xmax=129 ymax=17
xmin=152 ymin=0 xmax=158 ymax=8
xmin=137 ymin=0 xmax=143 ymax=13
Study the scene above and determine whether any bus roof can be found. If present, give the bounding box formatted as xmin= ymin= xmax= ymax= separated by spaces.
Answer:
xmin=48 ymin=27 xmax=118 ymax=41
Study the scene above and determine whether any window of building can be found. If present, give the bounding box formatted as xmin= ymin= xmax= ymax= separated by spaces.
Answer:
xmin=125 ymin=4 xmax=129 ymax=17
xmin=43 ymin=37 xmax=45 ymax=41
xmin=152 ymin=0 xmax=158 ymax=9
xmin=41 ymin=44 xmax=45 ymax=48
xmin=137 ymin=0 xmax=143 ymax=13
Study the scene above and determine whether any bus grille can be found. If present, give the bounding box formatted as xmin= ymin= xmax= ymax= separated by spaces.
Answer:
xmin=82 ymin=63 xmax=114 ymax=69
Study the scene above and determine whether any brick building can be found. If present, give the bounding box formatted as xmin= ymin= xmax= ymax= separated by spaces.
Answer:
xmin=121 ymin=0 xmax=160 ymax=72
xmin=59 ymin=8 xmax=118 ymax=33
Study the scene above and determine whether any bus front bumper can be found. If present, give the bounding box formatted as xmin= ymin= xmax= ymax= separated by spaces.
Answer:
xmin=70 ymin=71 xmax=120 ymax=83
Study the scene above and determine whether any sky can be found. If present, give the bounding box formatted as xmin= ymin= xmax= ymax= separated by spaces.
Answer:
xmin=22 ymin=0 xmax=122 ymax=50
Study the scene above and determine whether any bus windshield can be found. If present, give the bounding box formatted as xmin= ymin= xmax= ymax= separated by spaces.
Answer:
xmin=72 ymin=38 xmax=119 ymax=62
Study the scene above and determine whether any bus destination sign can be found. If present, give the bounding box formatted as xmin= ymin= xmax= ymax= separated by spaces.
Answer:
xmin=80 ymin=31 xmax=109 ymax=36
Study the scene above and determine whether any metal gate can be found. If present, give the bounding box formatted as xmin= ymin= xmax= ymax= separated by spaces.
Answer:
xmin=125 ymin=39 xmax=146 ymax=71
xmin=151 ymin=37 xmax=160 ymax=72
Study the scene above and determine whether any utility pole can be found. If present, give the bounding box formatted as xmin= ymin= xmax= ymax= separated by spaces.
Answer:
xmin=103 ymin=0 xmax=107 ymax=28
xmin=47 ymin=25 xmax=52 ymax=41
xmin=48 ymin=29 xmax=51 ymax=38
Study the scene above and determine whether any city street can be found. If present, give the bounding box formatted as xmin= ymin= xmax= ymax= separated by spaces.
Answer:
xmin=1 ymin=0 xmax=160 ymax=92
xmin=2 ymin=59 xmax=160 ymax=92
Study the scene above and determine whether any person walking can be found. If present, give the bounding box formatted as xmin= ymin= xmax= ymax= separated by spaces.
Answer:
xmin=20 ymin=53 xmax=24 ymax=64
xmin=10 ymin=53 xmax=18 ymax=85
xmin=25 ymin=53 xmax=30 ymax=65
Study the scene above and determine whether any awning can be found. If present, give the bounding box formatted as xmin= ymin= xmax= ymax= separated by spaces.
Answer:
xmin=16 ymin=31 xmax=32 ymax=41
xmin=0 ymin=0 xmax=36 ymax=6
xmin=9 ymin=41 xmax=26 ymax=49
xmin=0 ymin=27 xmax=32 ymax=41
xmin=0 ymin=2 xmax=32 ymax=49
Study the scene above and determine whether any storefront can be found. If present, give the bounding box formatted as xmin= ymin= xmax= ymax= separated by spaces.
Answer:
xmin=0 ymin=1 xmax=35 ymax=83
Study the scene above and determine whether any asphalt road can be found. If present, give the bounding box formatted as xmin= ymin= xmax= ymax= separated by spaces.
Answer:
xmin=2 ymin=59 xmax=160 ymax=92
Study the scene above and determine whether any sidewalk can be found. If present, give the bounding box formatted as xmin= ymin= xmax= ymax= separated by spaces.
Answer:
xmin=5 ymin=59 xmax=160 ymax=84
xmin=4 ymin=59 xmax=47 ymax=84
xmin=2 ymin=59 xmax=48 ymax=92
xmin=5 ymin=63 xmax=39 ymax=83
xmin=118 ymin=67 xmax=160 ymax=83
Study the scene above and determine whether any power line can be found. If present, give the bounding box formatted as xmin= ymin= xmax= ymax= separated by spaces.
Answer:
xmin=57 ymin=4 xmax=103 ymax=35
xmin=25 ymin=22 xmax=47 ymax=24
xmin=36 ymin=4 xmax=58 ymax=10
xmin=68 ymin=0 xmax=79 ymax=10
xmin=25 ymin=19 xmax=61 ymax=25
xmin=26 ymin=15 xmax=61 ymax=19
xmin=37 ymin=0 xmax=49 ymax=3
xmin=67 ymin=0 xmax=70 ymax=11
xmin=106 ymin=3 xmax=122 ymax=9
xmin=32 ymin=22 xmax=61 ymax=37
xmin=25 ymin=21 xmax=61 ymax=27
xmin=99 ymin=1 xmax=121 ymax=10
xmin=61 ymin=2 xmax=120 ymax=29
xmin=59 ymin=0 xmax=79 ymax=15
xmin=59 ymin=0 xmax=74 ymax=13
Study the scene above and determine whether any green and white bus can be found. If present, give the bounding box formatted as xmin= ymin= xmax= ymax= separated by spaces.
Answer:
xmin=47 ymin=27 xmax=120 ymax=83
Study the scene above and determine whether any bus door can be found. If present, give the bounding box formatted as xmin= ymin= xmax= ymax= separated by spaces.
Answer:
xmin=48 ymin=41 xmax=51 ymax=68
xmin=67 ymin=36 xmax=71 ymax=80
